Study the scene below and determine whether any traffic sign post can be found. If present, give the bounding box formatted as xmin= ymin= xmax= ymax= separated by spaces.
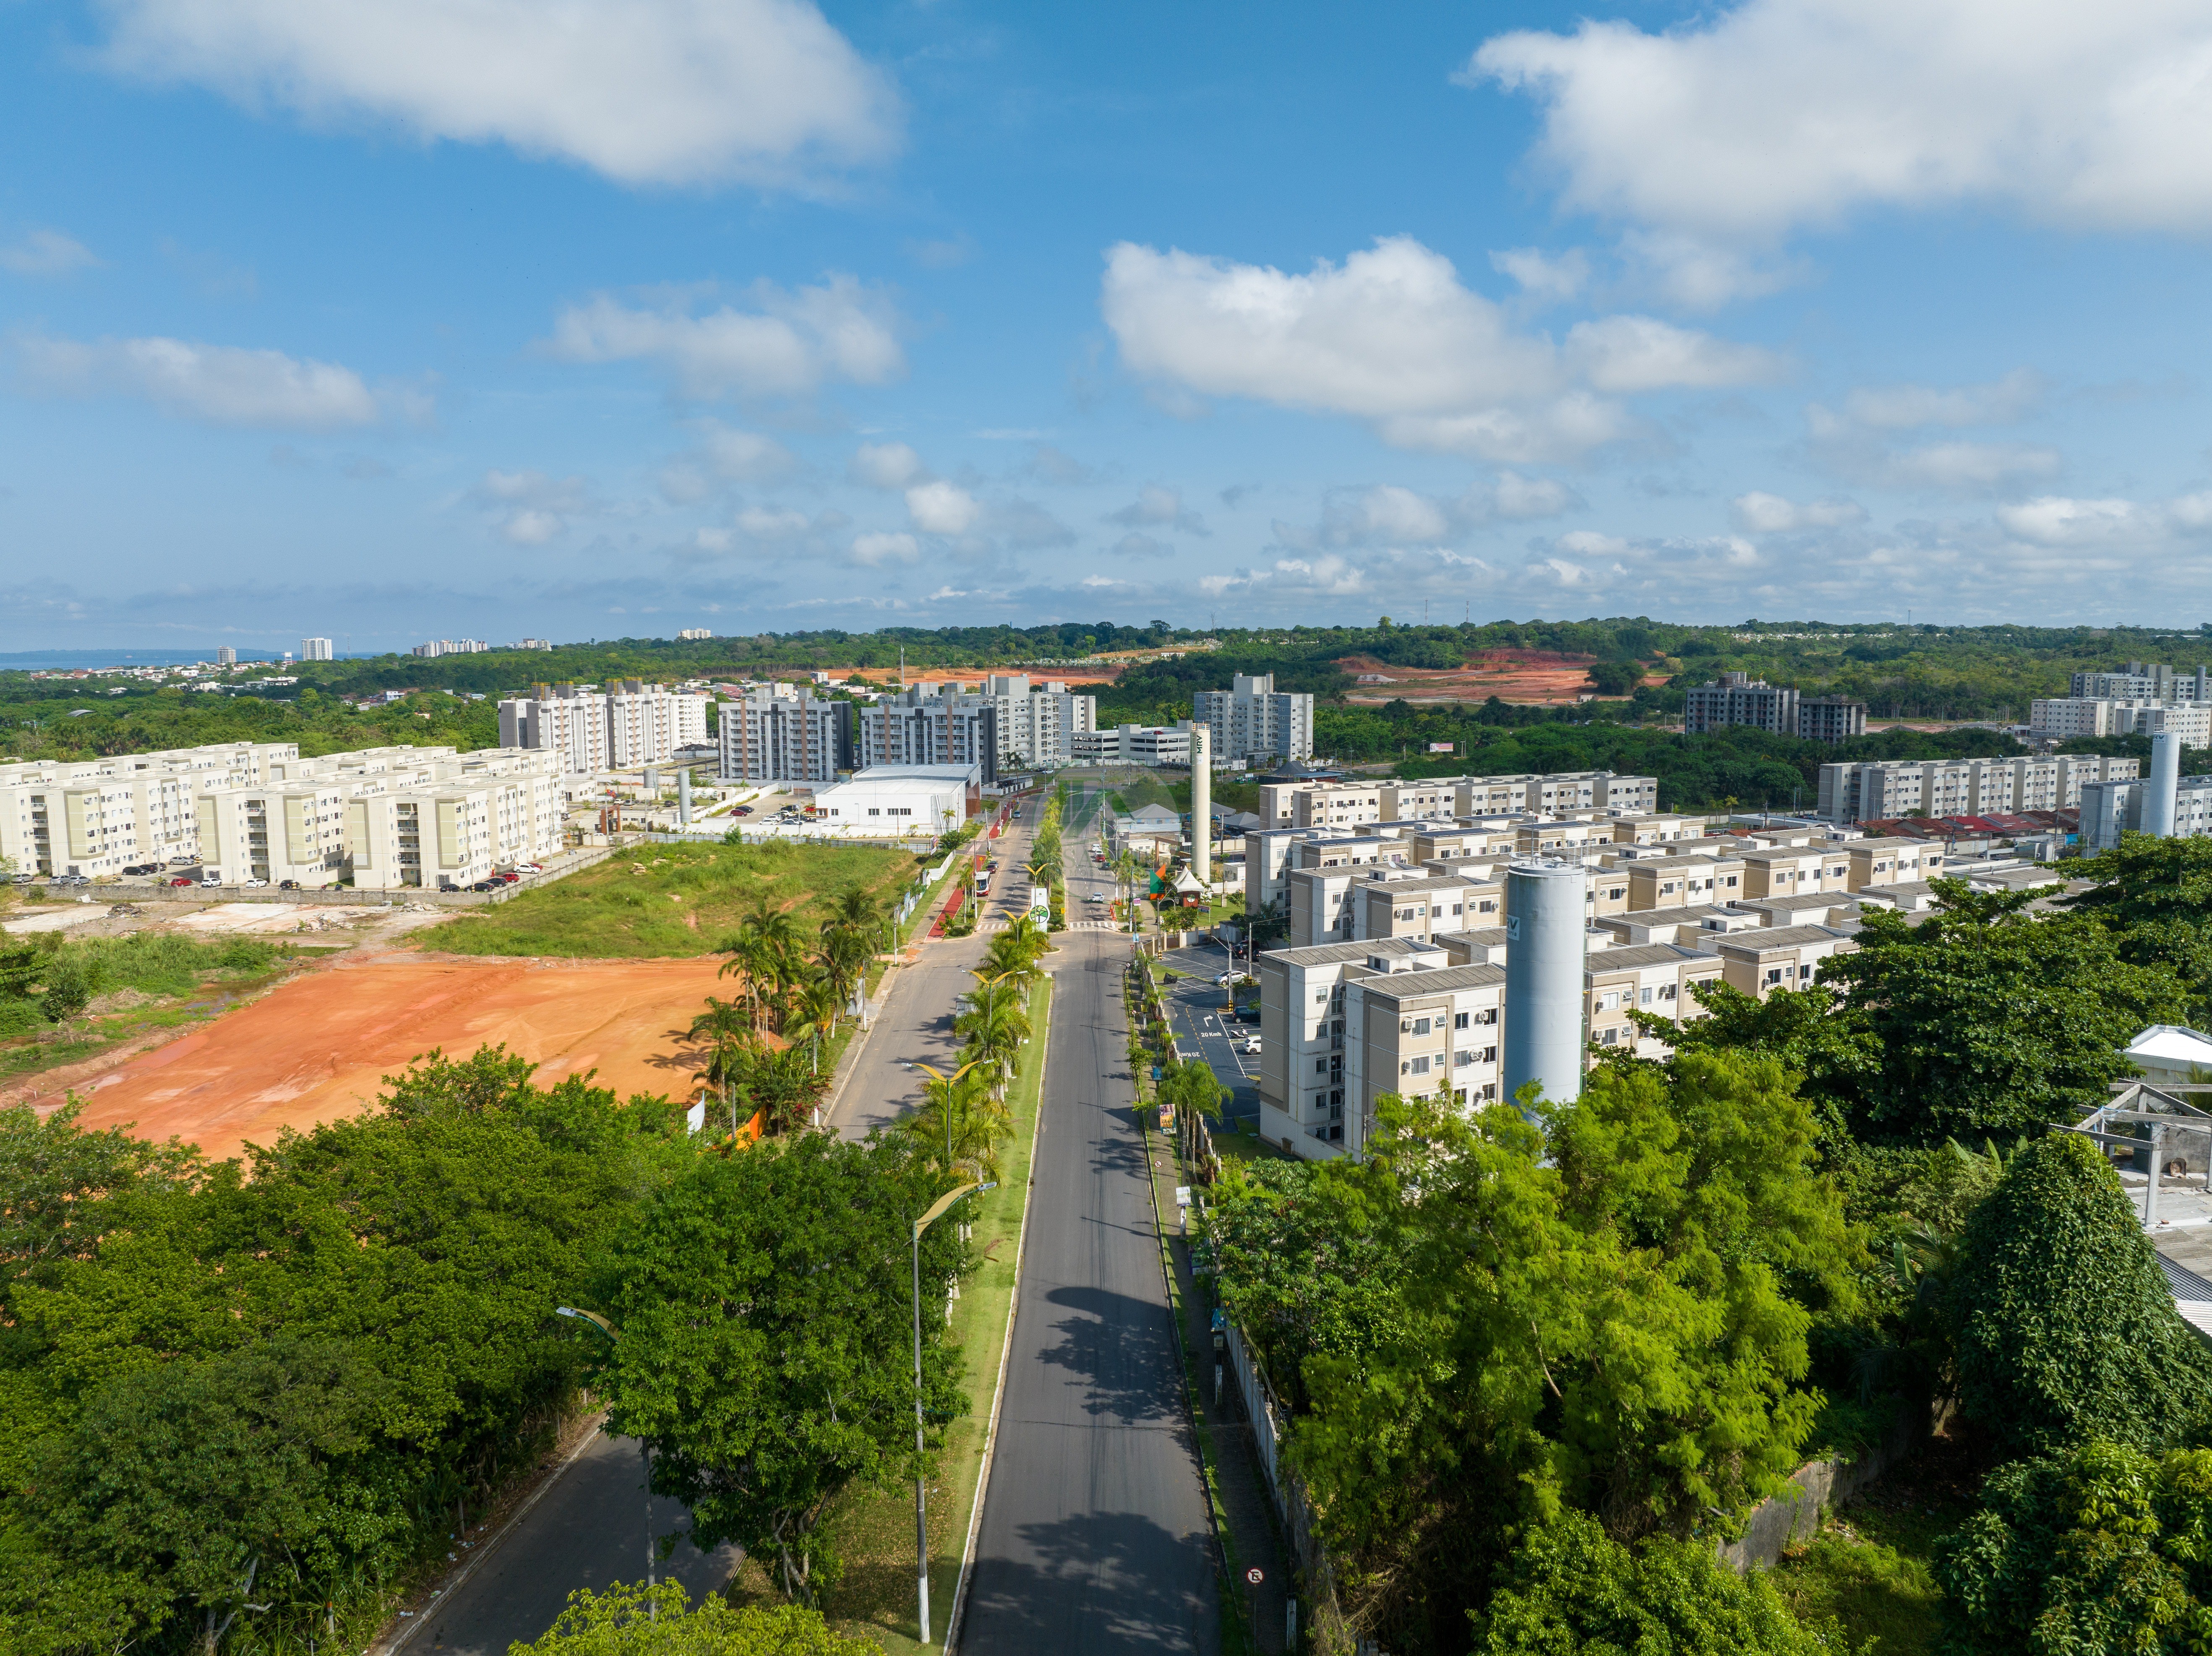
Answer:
xmin=1245 ymin=1567 xmax=1263 ymax=1639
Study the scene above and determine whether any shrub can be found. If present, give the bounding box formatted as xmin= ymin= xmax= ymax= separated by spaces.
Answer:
xmin=1949 ymin=1132 xmax=2212 ymax=1456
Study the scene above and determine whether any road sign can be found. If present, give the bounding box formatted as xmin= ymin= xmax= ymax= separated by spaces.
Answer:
xmin=1175 ymin=1186 xmax=1192 ymax=1207
xmin=1245 ymin=1567 xmax=1264 ymax=1585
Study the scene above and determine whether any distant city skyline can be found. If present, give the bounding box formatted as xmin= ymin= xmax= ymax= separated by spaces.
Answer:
xmin=4 ymin=1 xmax=2210 ymax=647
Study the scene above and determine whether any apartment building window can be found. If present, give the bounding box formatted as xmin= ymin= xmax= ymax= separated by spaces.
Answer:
xmin=1453 ymin=1011 xmax=1470 ymax=1029
xmin=1402 ymin=1056 xmax=1431 ymax=1075
xmin=1598 ymin=1027 xmax=1620 ymax=1045
xmin=1800 ymin=963 xmax=1815 ymax=978
xmin=1766 ymin=967 xmax=1785 ymax=985
xmin=1607 ymin=886 xmax=1625 ymax=900
xmin=1639 ymin=986 xmax=1654 ymax=1004
xmin=1315 ymin=1059 xmax=1329 ymax=1075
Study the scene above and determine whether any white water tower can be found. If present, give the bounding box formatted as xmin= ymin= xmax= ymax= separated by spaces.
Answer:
xmin=1503 ymin=858 xmax=1588 ymax=1109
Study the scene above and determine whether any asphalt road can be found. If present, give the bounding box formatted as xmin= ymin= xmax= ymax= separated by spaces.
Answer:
xmin=957 ymin=923 xmax=1220 ymax=1652
xmin=827 ymin=817 xmax=1034 ymax=1142
xmin=387 ymin=1426 xmax=739 ymax=1655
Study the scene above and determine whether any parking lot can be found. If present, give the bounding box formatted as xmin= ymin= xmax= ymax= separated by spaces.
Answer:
xmin=1156 ymin=939 xmax=1262 ymax=1129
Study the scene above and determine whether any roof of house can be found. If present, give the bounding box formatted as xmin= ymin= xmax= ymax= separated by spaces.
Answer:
xmin=1715 ymin=924 xmax=1857 ymax=953
xmin=2127 ymin=1025 xmax=2212 ymax=1067
xmin=1589 ymin=943 xmax=1709 ymax=972
xmin=1353 ymin=962 xmax=1508 ymax=999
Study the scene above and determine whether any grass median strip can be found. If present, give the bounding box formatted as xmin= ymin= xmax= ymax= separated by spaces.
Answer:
xmin=736 ymin=977 xmax=1051 ymax=1651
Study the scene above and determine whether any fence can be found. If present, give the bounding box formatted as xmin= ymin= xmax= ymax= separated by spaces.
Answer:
xmin=1182 ymin=1115 xmax=1370 ymax=1655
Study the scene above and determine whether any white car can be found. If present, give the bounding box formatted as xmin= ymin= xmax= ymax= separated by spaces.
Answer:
xmin=1242 ymin=1036 xmax=1262 ymax=1054
xmin=1214 ymin=972 xmax=1234 ymax=986
xmin=241 ymin=879 xmax=269 ymax=888
xmin=200 ymin=877 xmax=222 ymax=888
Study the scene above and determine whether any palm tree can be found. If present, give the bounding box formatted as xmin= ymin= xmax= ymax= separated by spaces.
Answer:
xmin=785 ymin=973 xmax=845 ymax=1075
xmin=955 ymin=996 xmax=1032 ymax=1101
xmin=901 ymin=1060 xmax=1011 ymax=1181
xmin=687 ymin=996 xmax=753 ymax=1135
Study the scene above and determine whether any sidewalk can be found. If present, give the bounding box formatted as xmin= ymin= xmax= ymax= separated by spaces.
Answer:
xmin=1144 ymin=1116 xmax=1289 ymax=1653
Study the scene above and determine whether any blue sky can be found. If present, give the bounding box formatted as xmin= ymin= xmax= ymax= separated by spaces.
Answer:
xmin=5 ymin=0 xmax=2212 ymax=653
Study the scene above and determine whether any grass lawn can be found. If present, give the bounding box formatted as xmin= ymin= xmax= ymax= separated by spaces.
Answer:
xmin=721 ymin=977 xmax=1054 ymax=1650
xmin=413 ymin=840 xmax=916 ymax=959
xmin=1207 ymin=1119 xmax=1296 ymax=1164
xmin=1768 ymin=1429 xmax=1983 ymax=1656
xmin=0 ymin=933 xmax=302 ymax=1086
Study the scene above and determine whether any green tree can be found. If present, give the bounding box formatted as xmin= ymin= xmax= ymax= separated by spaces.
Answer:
xmin=2063 ymin=832 xmax=2212 ymax=929
xmin=1948 ymin=1132 xmax=2212 ymax=1458
xmin=1469 ymin=1510 xmax=1832 ymax=1656
xmin=511 ymin=1582 xmax=874 ymax=1653
xmin=1935 ymin=1439 xmax=2212 ymax=1656
xmin=1821 ymin=889 xmax=2187 ymax=1143
xmin=591 ymin=1132 xmax=970 ymax=1605
xmin=1584 ymin=660 xmax=1645 ymax=697
xmin=34 ymin=1335 xmax=395 ymax=1656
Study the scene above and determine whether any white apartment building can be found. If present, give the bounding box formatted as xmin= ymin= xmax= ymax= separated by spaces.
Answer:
xmin=499 ymin=682 xmax=705 ymax=772
xmin=2030 ymin=698 xmax=2212 ymax=748
xmin=2071 ymin=664 xmax=2212 ymax=701
xmin=413 ymin=639 xmax=489 ymax=658
xmin=1258 ymin=770 xmax=1659 ymax=827
xmin=857 ymin=688 xmax=999 ymax=784
xmin=1194 ymin=673 xmax=1314 ymax=764
xmin=2083 ymin=772 xmax=2212 ymax=853
xmin=216 ymin=645 xmax=237 ymax=666
xmin=1818 ymin=754 xmax=2140 ymax=821
xmin=1072 ymin=723 xmax=1192 ymax=767
xmin=0 ymin=741 xmax=563 ymax=885
xmin=301 ymin=637 xmax=334 ymax=662
xmin=718 ymin=685 xmax=852 ymax=785
xmin=978 ymin=673 xmax=1097 ymax=767
xmin=677 ymin=628 xmax=714 ymax=641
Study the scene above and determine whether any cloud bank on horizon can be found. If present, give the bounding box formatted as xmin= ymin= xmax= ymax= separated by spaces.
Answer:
xmin=0 ymin=0 xmax=2207 ymax=648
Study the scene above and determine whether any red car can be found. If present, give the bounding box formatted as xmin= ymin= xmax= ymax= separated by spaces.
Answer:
xmin=167 ymin=876 xmax=194 ymax=887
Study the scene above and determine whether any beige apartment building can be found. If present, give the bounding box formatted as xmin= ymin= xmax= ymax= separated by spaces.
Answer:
xmin=1587 ymin=944 xmax=1726 ymax=1058
xmin=1625 ymin=853 xmax=1746 ymax=910
xmin=1704 ymin=925 xmax=1859 ymax=997
xmin=1352 ymin=874 xmax=1500 ymax=942
xmin=1842 ymin=837 xmax=1942 ymax=889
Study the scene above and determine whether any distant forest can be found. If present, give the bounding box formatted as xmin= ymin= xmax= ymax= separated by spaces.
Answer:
xmin=4 ymin=616 xmax=2209 ymax=814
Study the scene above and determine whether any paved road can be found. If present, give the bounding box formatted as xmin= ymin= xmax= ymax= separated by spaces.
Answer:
xmin=959 ymin=920 xmax=1220 ymax=1651
xmin=387 ymin=1427 xmax=739 ymax=1655
xmin=827 ymin=816 xmax=1035 ymax=1142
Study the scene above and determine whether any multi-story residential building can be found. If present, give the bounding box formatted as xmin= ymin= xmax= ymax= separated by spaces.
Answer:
xmin=1070 ymin=723 xmax=1188 ymax=767
xmin=677 ymin=628 xmax=714 ymax=641
xmin=672 ymin=693 xmax=712 ymax=751
xmin=301 ymin=637 xmax=334 ymax=662
xmin=2030 ymin=698 xmax=2212 ymax=748
xmin=2071 ymin=663 xmax=2212 ymax=701
xmin=1351 ymin=874 xmax=1498 ymax=944
xmin=717 ymin=685 xmax=853 ymax=785
xmin=1797 ymin=696 xmax=1869 ymax=743
xmin=1258 ymin=769 xmax=1659 ymax=828
xmin=1685 ymin=672 xmax=1798 ymax=735
xmin=1606 ymin=814 xmax=1712 ymax=845
xmin=978 ymin=673 xmax=1097 ymax=767
xmin=1842 ymin=837 xmax=1943 ymax=889
xmin=1624 ymin=852 xmax=1746 ymax=910
xmin=215 ymin=645 xmax=237 ymax=665
xmin=0 ymin=741 xmax=564 ymax=885
xmin=1818 ymin=754 xmax=2139 ymax=821
xmin=500 ymin=686 xmax=609 ymax=772
xmin=1702 ymin=925 xmax=1860 ymax=998
xmin=1738 ymin=844 xmax=1856 ymax=899
xmin=857 ymin=687 xmax=999 ymax=785
xmin=605 ymin=681 xmax=677 ymax=770
xmin=2082 ymin=772 xmax=2212 ymax=852
xmin=1587 ymin=944 xmax=1726 ymax=1058
xmin=412 ymin=639 xmax=489 ymax=658
xmin=1194 ymin=673 xmax=1313 ymax=764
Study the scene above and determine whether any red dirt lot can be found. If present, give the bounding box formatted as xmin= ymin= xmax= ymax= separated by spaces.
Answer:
xmin=1336 ymin=649 xmax=1624 ymax=705
xmin=34 ymin=954 xmax=725 ymax=1163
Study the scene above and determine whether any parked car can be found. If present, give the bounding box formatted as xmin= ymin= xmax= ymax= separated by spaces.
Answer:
xmin=279 ymin=880 xmax=301 ymax=890
xmin=122 ymin=863 xmax=154 ymax=876
xmin=469 ymin=880 xmax=499 ymax=892
xmin=167 ymin=876 xmax=194 ymax=888
xmin=495 ymin=872 xmax=521 ymax=884
xmin=1214 ymin=972 xmax=1234 ymax=986
xmin=9 ymin=873 xmax=34 ymax=885
xmin=167 ymin=855 xmax=196 ymax=866
xmin=199 ymin=877 xmax=221 ymax=888
xmin=517 ymin=862 xmax=544 ymax=873
xmin=1234 ymin=1005 xmax=1260 ymax=1024
xmin=733 ymin=806 xmax=753 ymax=816
xmin=52 ymin=874 xmax=89 ymax=886
xmin=1242 ymin=1035 xmax=1262 ymax=1054
xmin=241 ymin=879 xmax=269 ymax=888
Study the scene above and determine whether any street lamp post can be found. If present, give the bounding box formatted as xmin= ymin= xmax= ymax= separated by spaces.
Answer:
xmin=910 ymin=1181 xmax=993 ymax=1646
xmin=556 ymin=1306 xmax=657 ymax=1617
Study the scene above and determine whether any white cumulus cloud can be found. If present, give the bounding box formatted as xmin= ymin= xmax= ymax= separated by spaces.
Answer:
xmin=474 ymin=468 xmax=593 ymax=543
xmin=1731 ymin=491 xmax=1867 ymax=532
xmin=544 ymin=275 xmax=901 ymax=399
xmin=1842 ymin=369 xmax=2045 ymax=430
xmin=1469 ymin=1 xmax=2212 ymax=295
xmin=905 ymin=480 xmax=979 ymax=535
xmin=849 ymin=441 xmax=925 ymax=488
xmin=850 ymin=530 xmax=920 ymax=566
xmin=1100 ymin=236 xmax=1773 ymax=463
xmin=94 ymin=0 xmax=900 ymax=188
xmin=15 ymin=332 xmax=384 ymax=428
xmin=0 ymin=229 xmax=99 ymax=276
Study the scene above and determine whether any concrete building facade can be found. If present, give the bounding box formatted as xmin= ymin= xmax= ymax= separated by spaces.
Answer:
xmin=1194 ymin=672 xmax=1314 ymax=764
xmin=979 ymin=673 xmax=1097 ymax=767
xmin=717 ymin=685 xmax=853 ymax=785
xmin=856 ymin=687 xmax=999 ymax=785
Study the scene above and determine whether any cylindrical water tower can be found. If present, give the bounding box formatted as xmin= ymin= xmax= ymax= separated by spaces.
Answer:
xmin=2146 ymin=731 xmax=2182 ymax=838
xmin=1503 ymin=858 xmax=1589 ymax=1108
xmin=1190 ymin=724 xmax=1212 ymax=890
